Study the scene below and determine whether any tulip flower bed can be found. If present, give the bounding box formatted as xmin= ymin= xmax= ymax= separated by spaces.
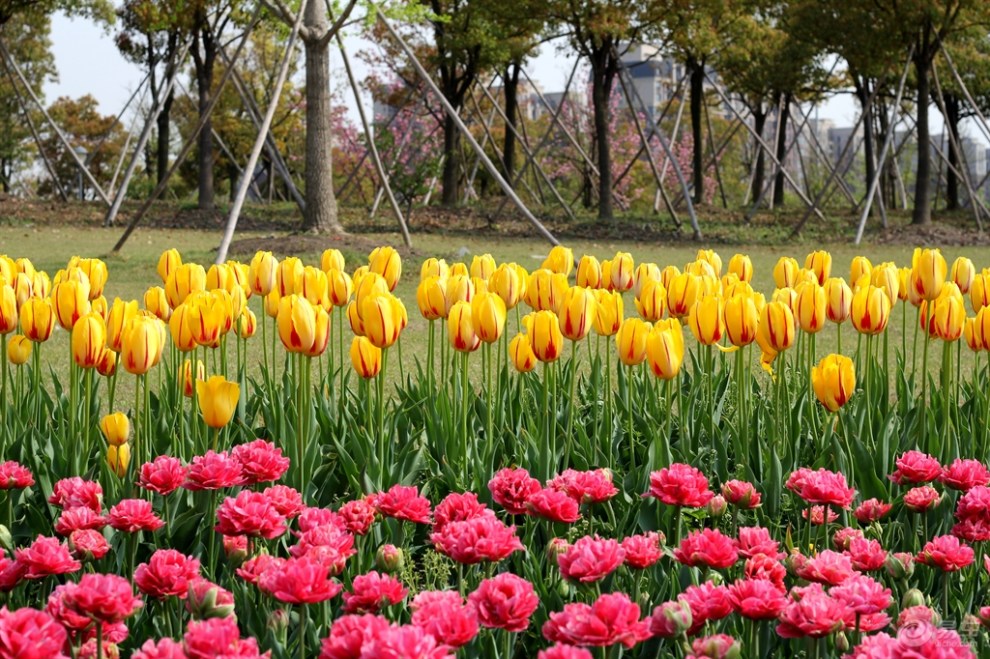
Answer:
xmin=0 ymin=245 xmax=989 ymax=658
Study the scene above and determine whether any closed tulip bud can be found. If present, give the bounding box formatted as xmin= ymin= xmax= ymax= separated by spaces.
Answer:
xmin=186 ymin=293 xmax=225 ymax=348
xmin=420 ymin=257 xmax=448 ymax=282
xmin=773 ymin=257 xmax=799 ymax=289
xmin=968 ymin=271 xmax=990 ymax=315
xmin=647 ymin=322 xmax=684 ymax=379
xmin=248 ymin=251 xmax=278 ymax=296
xmin=707 ymin=495 xmax=728 ymax=517
xmin=964 ymin=317 xmax=983 ymax=352
xmin=416 ymin=277 xmax=447 ymax=321
xmin=369 ymin=246 xmax=401 ymax=291
xmin=51 ymin=280 xmax=91 ymax=330
xmin=0 ymin=256 xmax=12 ymax=285
xmin=616 ymin=317 xmax=649 ymax=366
xmin=609 ymin=252 xmax=635 ymax=292
xmin=911 ymin=248 xmax=947 ymax=301
xmin=350 ymin=336 xmax=382 ymax=378
xmin=107 ymin=298 xmax=139 ymax=352
xmin=165 ymin=263 xmax=206 ymax=309
xmin=278 ymin=295 xmax=317 ymax=353
xmin=20 ymin=298 xmax=55 ymax=343
xmin=795 ymin=282 xmax=827 ymax=334
xmin=489 ymin=263 xmax=524 ymax=309
xmin=850 ymin=256 xmax=872 ymax=284
xmin=951 ymin=257 xmax=975 ymax=294
xmin=447 ymin=262 xmax=467 ymax=278
xmin=530 ymin=310 xmax=564 ymax=362
xmin=7 ymin=334 xmax=30 ymax=365
xmin=121 ymin=316 xmax=165 ymax=375
xmin=274 ymin=257 xmax=302 ymax=297
xmin=851 ymin=285 xmax=891 ymax=335
xmin=932 ymin=284 xmax=965 ymax=342
xmin=71 ymin=313 xmax=106 ymax=368
xmin=655 ymin=599 xmax=693 ymax=638
xmin=804 ymin=250 xmax=831 ymax=285
xmin=229 ymin=261 xmax=250 ymax=297
xmin=107 ymin=444 xmax=130 ymax=478
xmin=666 ymin=272 xmax=701 ymax=319
xmin=728 ymin=253 xmax=753 ymax=283
xmin=168 ymin=304 xmax=197 ymax=352
xmin=694 ymin=249 xmax=721 ymax=275
xmin=12 ymin=273 xmax=32 ymax=308
xmin=321 ymin=248 xmax=345 ymax=273
xmin=205 ymin=263 xmax=235 ymax=294
xmin=895 ymin=267 xmax=911 ymax=303
xmin=526 ymin=269 xmax=567 ymax=312
xmin=723 ymin=294 xmax=758 ymax=346
xmin=871 ymin=263 xmax=900 ymax=305
xmin=632 ymin=263 xmax=661 ymax=298
xmin=238 ymin=309 xmax=257 ymax=340
xmin=722 ymin=278 xmax=753 ymax=300
xmin=593 ymin=289 xmax=623 ymax=336
xmin=471 ymin=276 xmax=489 ymax=296
xmin=558 ymin=286 xmax=596 ymax=341
xmin=299 ymin=266 xmax=330 ymax=310
xmin=599 ymin=259 xmax=614 ymax=292
xmin=823 ymin=278 xmax=852 ymax=324
xmin=143 ymin=286 xmax=171 ymax=322
xmin=183 ymin=359 xmax=205 ymax=397
xmin=447 ymin=300 xmax=480 ymax=352
xmin=303 ymin=308 xmax=331 ymax=357
xmin=97 ymin=348 xmax=116 ymax=377
xmin=14 ymin=258 xmax=35 ymax=279
xmin=157 ymin=249 xmax=182 ymax=284
xmin=100 ymin=412 xmax=130 ymax=447
xmin=375 ymin=544 xmax=405 ymax=573
xmin=688 ymin=295 xmax=724 ymax=346
xmin=542 ymin=245 xmax=574 ymax=276
xmin=347 ymin=300 xmax=364 ymax=336
xmin=812 ymin=354 xmax=855 ymax=412
xmin=88 ymin=295 xmax=108 ymax=323
xmin=0 ymin=285 xmax=16 ymax=334
xmin=472 ymin=292 xmax=507 ymax=344
xmin=197 ymin=375 xmax=239 ymax=428
xmin=321 ymin=269 xmax=350 ymax=309
xmin=361 ymin=294 xmax=401 ymax=349
xmin=757 ymin=301 xmax=795 ymax=354
xmin=509 ymin=334 xmax=537 ymax=372
xmin=635 ymin=278 xmax=667 ymax=322
xmin=886 ymin=550 xmax=916 ymax=580
xmin=576 ymin=255 xmax=602 ymax=289
xmin=470 ymin=254 xmax=496 ymax=280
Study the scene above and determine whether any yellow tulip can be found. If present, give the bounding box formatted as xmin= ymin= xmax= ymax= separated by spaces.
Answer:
xmin=107 ymin=444 xmax=130 ymax=478
xmin=321 ymin=248 xmax=345 ymax=273
xmin=633 ymin=263 xmax=661 ymax=298
xmin=205 ymin=264 xmax=234 ymax=294
xmin=20 ymin=298 xmax=55 ymax=343
xmin=722 ymin=278 xmax=753 ymax=300
xmin=277 ymin=295 xmax=317 ymax=353
xmin=757 ymin=301 xmax=795 ymax=354
xmin=927 ymin=283 xmax=965 ymax=342
xmin=51 ymin=280 xmax=91 ymax=330
xmin=276 ymin=257 xmax=304 ymax=297
xmin=328 ymin=269 xmax=353 ymax=308
xmin=97 ymin=348 xmax=117 ymax=377
xmin=576 ymin=255 xmax=602 ymax=289
xmin=508 ymin=334 xmax=537 ymax=373
xmin=350 ymin=336 xmax=382 ymax=378
xmin=165 ymin=263 xmax=206 ymax=309
xmin=157 ymin=249 xmax=182 ymax=284
xmin=805 ymin=250 xmax=832 ymax=285
xmin=723 ymin=294 xmax=758 ymax=347
xmin=773 ymin=257 xmax=799 ymax=289
xmin=850 ymin=256 xmax=872 ymax=285
xmin=361 ymin=294 xmax=401 ymax=349
xmin=657 ymin=265 xmax=678 ymax=291
xmin=185 ymin=292 xmax=225 ymax=348
xmin=470 ymin=254 xmax=496 ymax=280
xmin=303 ymin=307 xmax=331 ymax=357
xmin=369 ymin=246 xmax=402 ymax=291
xmin=0 ymin=256 xmax=12 ymax=285
xmin=196 ymin=375 xmax=240 ymax=428
xmin=447 ymin=300 xmax=481 ymax=352
xmin=542 ymin=245 xmax=574 ymax=276
xmin=13 ymin=273 xmax=33 ymax=308
xmin=100 ymin=412 xmax=130 ymax=447
xmin=168 ymin=304 xmax=197 ymax=352
xmin=120 ymin=316 xmax=165 ymax=375
xmin=420 ymin=257 xmax=449 ymax=282
xmin=472 ymin=292 xmax=507 ymax=344
xmin=971 ymin=271 xmax=990 ymax=312
xmin=471 ymin=276 xmax=489 ymax=297
xmin=143 ymin=286 xmax=171 ymax=322
xmin=616 ymin=317 xmax=650 ymax=366
xmin=610 ymin=252 xmax=635 ymax=292
xmin=794 ymin=282 xmax=827 ymax=334
xmin=635 ymin=278 xmax=667 ymax=322
xmin=951 ymin=257 xmax=975 ymax=294
xmin=695 ymin=249 xmax=722 ymax=277
xmin=647 ymin=322 xmax=684 ymax=379
xmin=354 ymin=271 xmax=389 ymax=307
xmin=6 ymin=334 xmax=31 ymax=365
xmin=417 ymin=277 xmax=447 ymax=321
xmin=249 ymin=251 xmax=278 ymax=296
xmin=871 ymin=263 xmax=900 ymax=305
xmin=489 ymin=263 xmax=524 ymax=309
xmin=300 ymin=266 xmax=330 ymax=310
xmin=911 ymin=248 xmax=947 ymax=301
xmin=555 ymin=286 xmax=593 ymax=342
xmin=71 ymin=313 xmax=106 ymax=369
xmin=688 ymin=295 xmax=725 ymax=346
xmin=851 ymin=284 xmax=891 ymax=335
xmin=897 ymin=267 xmax=912 ymax=302
xmin=263 ymin=290 xmax=280 ymax=320
xmin=728 ymin=254 xmax=753 ymax=283
xmin=107 ymin=298 xmax=140 ymax=352
xmin=347 ymin=300 xmax=364 ymax=336
xmin=449 ymin=262 xmax=468 ymax=278
xmin=530 ymin=310 xmax=564 ymax=362
xmin=593 ymin=290 xmax=624 ymax=336
xmin=14 ymin=258 xmax=35 ymax=279
xmin=964 ymin=316 xmax=983 ymax=352
xmin=183 ymin=359 xmax=205 ymax=397
xmin=238 ymin=309 xmax=257 ymax=340
xmin=812 ymin=354 xmax=856 ymax=412
xmin=229 ymin=261 xmax=251 ymax=298
xmin=666 ymin=272 xmax=701 ymax=319
xmin=0 ymin=285 xmax=16 ymax=334
xmin=824 ymin=278 xmax=852 ymax=324
xmin=526 ymin=269 xmax=567 ymax=313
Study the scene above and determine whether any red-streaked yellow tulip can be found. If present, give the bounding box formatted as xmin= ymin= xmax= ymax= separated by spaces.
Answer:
xmin=361 ymin=294 xmax=402 ymax=349
xmin=695 ymin=249 xmax=722 ymax=277
xmin=97 ymin=348 xmax=117 ymax=377
xmin=929 ymin=284 xmax=965 ymax=342
xmin=276 ymin=257 xmax=304 ymax=297
xmin=278 ymin=295 xmax=317 ymax=353
xmin=303 ymin=307 xmax=331 ymax=357
xmin=773 ymin=257 xmax=799 ymax=289
xmin=805 ymin=250 xmax=831 ymax=285
xmin=526 ymin=269 xmax=566 ymax=313
xmin=509 ymin=334 xmax=537 ymax=373
xmin=20 ymin=298 xmax=55 ymax=343
xmin=610 ymin=252 xmax=635 ymax=292
xmin=328 ymin=269 xmax=353 ymax=308
xmin=300 ymin=266 xmax=330 ymax=311
xmin=576 ymin=255 xmax=602 ymax=289
xmin=850 ymin=256 xmax=872 ymax=285
xmin=183 ymin=359 xmax=205 ymax=397
xmin=593 ymin=290 xmax=623 ymax=336
xmin=911 ymin=248 xmax=947 ymax=301
xmin=647 ymin=321 xmax=684 ymax=379
xmin=851 ymin=284 xmax=891 ymax=335
xmin=558 ymin=286 xmax=596 ymax=342
xmin=369 ymin=246 xmax=401 ymax=291
xmin=971 ymin=271 xmax=990 ymax=312
xmin=616 ymin=317 xmax=649 ymax=366
xmin=52 ymin=280 xmax=91 ymax=330
xmin=321 ymin=248 xmax=345 ymax=273
xmin=757 ymin=301 xmax=795 ymax=354
xmin=100 ymin=412 xmax=130 ymax=447
xmin=238 ymin=309 xmax=257 ymax=340
xmin=144 ymin=286 xmax=171 ymax=322
xmin=871 ymin=263 xmax=900 ymax=305
xmin=667 ymin=272 xmax=701 ymax=319
xmin=157 ymin=249 xmax=181 ymax=284
xmin=472 ymin=292 xmax=507 ymax=344
xmin=470 ymin=254 xmax=496 ymax=280
xmin=688 ymin=295 xmax=725 ymax=345
xmin=107 ymin=444 xmax=130 ymax=478
xmin=542 ymin=245 xmax=574 ymax=276
xmin=0 ymin=285 xmax=16 ymax=334
xmin=351 ymin=336 xmax=382 ymax=378
xmin=795 ymin=282 xmax=827 ymax=334
xmin=71 ymin=312 xmax=106 ymax=368
xmin=447 ymin=300 xmax=481 ymax=352
xmin=489 ymin=263 xmax=524 ymax=309
xmin=165 ymin=263 xmax=206 ymax=309
xmin=964 ymin=316 xmax=983 ymax=352
xmin=824 ymin=278 xmax=852 ymax=324
xmin=168 ymin=304 xmax=197 ymax=352
xmin=728 ymin=254 xmax=753 ymax=283
xmin=633 ymin=263 xmax=661 ymax=298
xmin=723 ymin=294 xmax=758 ymax=347
xmin=812 ymin=354 xmax=856 ymax=412
xmin=185 ymin=292 xmax=225 ymax=348
xmin=417 ymin=277 xmax=447 ymax=321
xmin=951 ymin=257 xmax=975 ymax=294
xmin=107 ymin=298 xmax=139 ymax=352
xmin=249 ymin=251 xmax=278 ymax=296
xmin=120 ymin=316 xmax=165 ymax=375
xmin=530 ymin=310 xmax=564 ymax=362
xmin=206 ymin=263 xmax=236 ymax=294
xmin=420 ymin=257 xmax=449 ymax=282
xmin=635 ymin=278 xmax=666 ymax=322
xmin=7 ymin=334 xmax=30 ymax=365
xmin=196 ymin=375 xmax=240 ymax=428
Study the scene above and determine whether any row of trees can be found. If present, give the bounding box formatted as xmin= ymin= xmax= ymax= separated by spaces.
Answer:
xmin=1 ymin=0 xmax=990 ymax=233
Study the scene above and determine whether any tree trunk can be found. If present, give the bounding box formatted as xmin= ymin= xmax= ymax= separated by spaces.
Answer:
xmin=688 ymin=59 xmax=705 ymax=204
xmin=300 ymin=0 xmax=343 ymax=233
xmin=855 ymin=79 xmax=877 ymax=201
xmin=193 ymin=31 xmax=216 ymax=211
xmin=590 ymin=47 xmax=615 ymax=221
xmin=773 ymin=94 xmax=791 ymax=207
xmin=440 ymin=111 xmax=461 ymax=206
xmin=156 ymin=90 xmax=173 ymax=186
xmin=944 ymin=92 xmax=961 ymax=210
xmin=502 ymin=60 xmax=521 ymax=182
xmin=912 ymin=48 xmax=932 ymax=225
xmin=751 ymin=110 xmax=768 ymax=202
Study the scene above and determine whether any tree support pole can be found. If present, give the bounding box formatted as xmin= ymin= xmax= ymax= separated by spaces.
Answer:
xmin=931 ymin=61 xmax=984 ymax=229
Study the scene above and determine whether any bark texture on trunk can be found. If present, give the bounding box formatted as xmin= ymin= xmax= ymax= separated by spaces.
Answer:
xmin=192 ymin=28 xmax=216 ymax=211
xmin=944 ymin=92 xmax=961 ymax=210
xmin=855 ymin=79 xmax=877 ymax=201
xmin=590 ymin=46 xmax=616 ymax=221
xmin=750 ymin=110 xmax=768 ymax=203
xmin=502 ymin=61 xmax=521 ymax=182
xmin=688 ymin=59 xmax=705 ymax=205
xmin=913 ymin=45 xmax=933 ymax=225
xmin=772 ymin=94 xmax=791 ymax=207
xmin=441 ymin=111 xmax=461 ymax=206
